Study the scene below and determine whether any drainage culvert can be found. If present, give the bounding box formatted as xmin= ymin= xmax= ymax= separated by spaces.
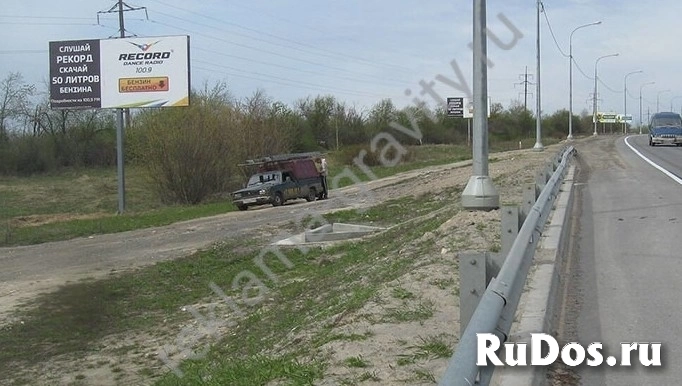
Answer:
xmin=274 ymin=223 xmax=385 ymax=245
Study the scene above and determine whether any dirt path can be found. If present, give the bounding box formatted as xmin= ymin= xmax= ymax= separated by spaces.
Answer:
xmin=0 ymin=144 xmax=567 ymax=325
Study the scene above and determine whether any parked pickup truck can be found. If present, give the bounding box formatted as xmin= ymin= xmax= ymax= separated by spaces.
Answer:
xmin=231 ymin=152 xmax=325 ymax=211
xmin=649 ymin=112 xmax=682 ymax=146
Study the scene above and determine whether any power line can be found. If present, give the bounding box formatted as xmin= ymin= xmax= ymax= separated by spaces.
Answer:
xmin=144 ymin=12 xmax=409 ymax=85
xmin=193 ymin=61 xmax=389 ymax=99
xmin=0 ymin=14 xmax=124 ymax=21
xmin=146 ymin=18 xmax=410 ymax=87
xmin=598 ymin=77 xmax=622 ymax=94
xmin=542 ymin=2 xmax=620 ymax=95
xmin=193 ymin=59 xmax=390 ymax=98
xmin=0 ymin=21 xmax=102 ymax=26
xmin=540 ymin=2 xmax=568 ymax=58
xmin=208 ymin=1 xmax=436 ymax=67
xmin=192 ymin=47 xmax=404 ymax=89
xmin=572 ymin=57 xmax=594 ymax=81
xmin=0 ymin=49 xmax=47 ymax=54
xmin=147 ymin=0 xmax=416 ymax=75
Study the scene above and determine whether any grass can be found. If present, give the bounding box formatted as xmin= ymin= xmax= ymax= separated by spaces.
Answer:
xmin=0 ymin=198 xmax=460 ymax=384
xmin=1 ymin=201 xmax=237 ymax=246
xmin=383 ymin=300 xmax=436 ymax=323
xmin=326 ymin=143 xmax=471 ymax=189
xmin=391 ymin=287 xmax=415 ymax=300
xmin=414 ymin=369 xmax=437 ymax=383
xmin=322 ymin=187 xmax=458 ymax=227
xmin=344 ymin=355 xmax=370 ymax=368
xmin=155 ymin=355 xmax=326 ymax=386
xmin=0 ymin=166 xmax=238 ymax=247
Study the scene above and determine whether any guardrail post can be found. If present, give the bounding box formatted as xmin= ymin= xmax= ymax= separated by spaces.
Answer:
xmin=535 ymin=169 xmax=547 ymax=192
xmin=545 ymin=163 xmax=555 ymax=178
xmin=521 ymin=184 xmax=537 ymax=224
xmin=500 ymin=206 xmax=521 ymax=257
xmin=553 ymin=151 xmax=562 ymax=169
xmin=459 ymin=251 xmax=487 ymax=337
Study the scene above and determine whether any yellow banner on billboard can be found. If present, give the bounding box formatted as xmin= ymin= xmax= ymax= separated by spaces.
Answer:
xmin=118 ymin=77 xmax=169 ymax=93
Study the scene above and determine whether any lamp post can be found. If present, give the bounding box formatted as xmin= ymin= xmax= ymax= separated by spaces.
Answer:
xmin=593 ymin=53 xmax=619 ymax=135
xmin=568 ymin=21 xmax=601 ymax=140
xmin=623 ymin=70 xmax=643 ymax=134
xmin=533 ymin=0 xmax=543 ymax=151
xmin=656 ymin=89 xmax=671 ymax=112
xmin=461 ymin=0 xmax=499 ymax=210
xmin=639 ymin=81 xmax=655 ymax=134
xmin=670 ymin=95 xmax=682 ymax=112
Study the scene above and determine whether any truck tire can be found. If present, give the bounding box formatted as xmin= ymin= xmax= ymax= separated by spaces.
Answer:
xmin=272 ymin=192 xmax=284 ymax=207
xmin=237 ymin=204 xmax=248 ymax=211
xmin=306 ymin=188 xmax=317 ymax=202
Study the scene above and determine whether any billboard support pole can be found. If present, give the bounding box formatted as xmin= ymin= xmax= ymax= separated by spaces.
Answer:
xmin=116 ymin=110 xmax=126 ymax=214
xmin=98 ymin=0 xmax=147 ymax=213
xmin=116 ymin=0 xmax=126 ymax=214
xmin=467 ymin=118 xmax=471 ymax=147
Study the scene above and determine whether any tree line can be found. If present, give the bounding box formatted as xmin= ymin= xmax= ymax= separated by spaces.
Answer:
xmin=0 ymin=72 xmax=594 ymax=203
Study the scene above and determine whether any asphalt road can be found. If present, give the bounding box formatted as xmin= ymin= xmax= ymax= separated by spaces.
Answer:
xmin=569 ymin=135 xmax=682 ymax=385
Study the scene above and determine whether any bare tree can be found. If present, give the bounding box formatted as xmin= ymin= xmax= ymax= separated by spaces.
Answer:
xmin=0 ymin=72 xmax=35 ymax=140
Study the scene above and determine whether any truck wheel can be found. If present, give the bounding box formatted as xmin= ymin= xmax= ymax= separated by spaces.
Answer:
xmin=272 ymin=192 xmax=284 ymax=207
xmin=306 ymin=188 xmax=316 ymax=202
xmin=237 ymin=204 xmax=248 ymax=211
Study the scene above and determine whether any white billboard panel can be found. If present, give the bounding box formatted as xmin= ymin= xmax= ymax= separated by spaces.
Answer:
xmin=100 ymin=36 xmax=190 ymax=108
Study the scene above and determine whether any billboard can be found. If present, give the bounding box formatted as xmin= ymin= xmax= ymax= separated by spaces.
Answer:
xmin=616 ymin=114 xmax=633 ymax=123
xmin=50 ymin=35 xmax=190 ymax=109
xmin=594 ymin=112 xmax=618 ymax=124
xmin=49 ymin=39 xmax=102 ymax=109
xmin=447 ymin=97 xmax=464 ymax=117
xmin=447 ymin=97 xmax=491 ymax=118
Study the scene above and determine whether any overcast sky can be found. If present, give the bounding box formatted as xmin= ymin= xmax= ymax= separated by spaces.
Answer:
xmin=1 ymin=0 xmax=680 ymax=123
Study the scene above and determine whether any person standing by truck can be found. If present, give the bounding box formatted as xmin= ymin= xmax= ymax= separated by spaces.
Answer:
xmin=320 ymin=157 xmax=328 ymax=199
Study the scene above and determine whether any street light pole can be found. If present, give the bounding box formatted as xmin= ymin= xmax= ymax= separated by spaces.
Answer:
xmin=623 ymin=70 xmax=643 ymax=134
xmin=533 ymin=0 xmax=543 ymax=151
xmin=568 ymin=21 xmax=601 ymax=140
xmin=670 ymin=95 xmax=682 ymax=112
xmin=461 ymin=0 xmax=499 ymax=210
xmin=656 ymin=89 xmax=671 ymax=112
xmin=639 ymin=81 xmax=655 ymax=134
xmin=593 ymin=53 xmax=619 ymax=136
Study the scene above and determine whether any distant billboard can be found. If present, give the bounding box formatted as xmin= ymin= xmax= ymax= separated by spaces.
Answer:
xmin=616 ymin=114 xmax=633 ymax=123
xmin=447 ymin=97 xmax=491 ymax=118
xmin=50 ymin=35 xmax=190 ymax=109
xmin=447 ymin=97 xmax=464 ymax=117
xmin=594 ymin=112 xmax=618 ymax=124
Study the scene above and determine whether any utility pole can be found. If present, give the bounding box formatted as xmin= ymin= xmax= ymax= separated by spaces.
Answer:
xmin=647 ymin=107 xmax=650 ymax=125
xmin=97 ymin=1 xmax=147 ymax=214
xmin=514 ymin=66 xmax=534 ymax=111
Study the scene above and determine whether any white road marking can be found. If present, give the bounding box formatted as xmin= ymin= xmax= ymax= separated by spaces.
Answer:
xmin=624 ymin=136 xmax=682 ymax=186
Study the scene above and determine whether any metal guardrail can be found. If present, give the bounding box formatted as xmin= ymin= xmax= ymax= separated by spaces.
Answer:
xmin=439 ymin=146 xmax=576 ymax=386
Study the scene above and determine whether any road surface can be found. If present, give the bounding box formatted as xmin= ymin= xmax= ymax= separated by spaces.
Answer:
xmin=567 ymin=135 xmax=682 ymax=384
